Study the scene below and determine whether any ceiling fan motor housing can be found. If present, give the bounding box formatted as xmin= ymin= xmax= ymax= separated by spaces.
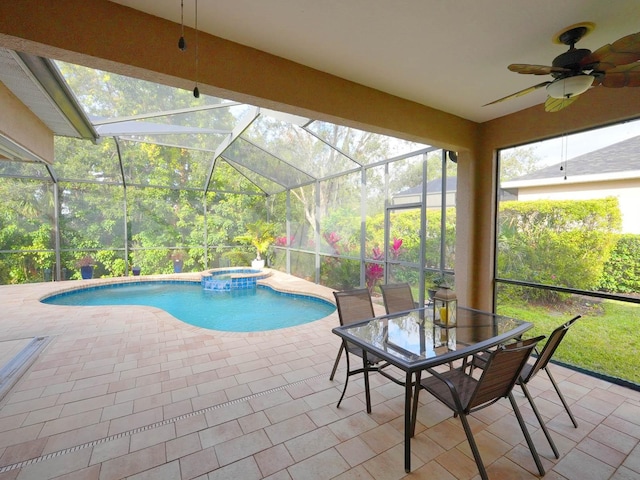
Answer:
xmin=551 ymin=48 xmax=591 ymax=77
xmin=548 ymin=45 xmax=595 ymax=99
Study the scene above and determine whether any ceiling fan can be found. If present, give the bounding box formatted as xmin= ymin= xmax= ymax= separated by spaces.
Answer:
xmin=486 ymin=22 xmax=640 ymax=112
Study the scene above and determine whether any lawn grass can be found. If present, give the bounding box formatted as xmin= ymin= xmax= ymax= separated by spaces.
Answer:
xmin=497 ymin=299 xmax=640 ymax=385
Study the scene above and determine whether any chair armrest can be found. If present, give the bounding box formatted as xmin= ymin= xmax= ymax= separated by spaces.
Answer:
xmin=424 ymin=368 xmax=466 ymax=412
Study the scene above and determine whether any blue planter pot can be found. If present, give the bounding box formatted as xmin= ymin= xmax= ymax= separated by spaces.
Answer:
xmin=132 ymin=266 xmax=141 ymax=276
xmin=80 ymin=265 xmax=93 ymax=279
xmin=173 ymin=260 xmax=183 ymax=273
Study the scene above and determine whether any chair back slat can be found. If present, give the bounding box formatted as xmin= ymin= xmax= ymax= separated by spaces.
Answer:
xmin=380 ymin=283 xmax=415 ymax=314
xmin=522 ymin=315 xmax=581 ymax=382
xmin=468 ymin=336 xmax=544 ymax=410
xmin=333 ymin=289 xmax=375 ymax=326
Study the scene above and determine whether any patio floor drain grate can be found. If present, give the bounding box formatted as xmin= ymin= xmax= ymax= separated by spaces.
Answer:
xmin=0 ymin=371 xmax=329 ymax=473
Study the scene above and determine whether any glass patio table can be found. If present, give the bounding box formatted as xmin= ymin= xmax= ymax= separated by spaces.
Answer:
xmin=332 ymin=306 xmax=533 ymax=473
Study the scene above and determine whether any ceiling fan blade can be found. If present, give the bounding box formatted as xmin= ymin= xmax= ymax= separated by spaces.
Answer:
xmin=581 ymin=32 xmax=640 ymax=71
xmin=508 ymin=64 xmax=570 ymax=75
xmin=599 ymin=63 xmax=640 ymax=87
xmin=544 ymin=95 xmax=579 ymax=112
xmin=483 ymin=81 xmax=551 ymax=106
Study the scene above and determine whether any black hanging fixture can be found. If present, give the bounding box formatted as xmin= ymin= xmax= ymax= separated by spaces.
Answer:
xmin=193 ymin=0 xmax=199 ymax=98
xmin=177 ymin=0 xmax=199 ymax=97
xmin=178 ymin=0 xmax=186 ymax=51
xmin=559 ymin=134 xmax=568 ymax=181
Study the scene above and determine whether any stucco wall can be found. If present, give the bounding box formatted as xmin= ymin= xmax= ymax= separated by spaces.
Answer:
xmin=0 ymin=81 xmax=53 ymax=163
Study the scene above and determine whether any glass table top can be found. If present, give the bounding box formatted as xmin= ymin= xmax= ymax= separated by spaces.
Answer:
xmin=333 ymin=307 xmax=531 ymax=372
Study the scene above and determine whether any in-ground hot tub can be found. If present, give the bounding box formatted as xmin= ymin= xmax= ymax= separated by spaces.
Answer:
xmin=201 ymin=267 xmax=271 ymax=292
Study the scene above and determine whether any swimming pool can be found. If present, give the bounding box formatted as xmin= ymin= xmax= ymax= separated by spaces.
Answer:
xmin=42 ymin=281 xmax=336 ymax=332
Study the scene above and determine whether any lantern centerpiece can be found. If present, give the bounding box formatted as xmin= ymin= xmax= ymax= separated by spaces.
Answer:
xmin=433 ymin=285 xmax=457 ymax=326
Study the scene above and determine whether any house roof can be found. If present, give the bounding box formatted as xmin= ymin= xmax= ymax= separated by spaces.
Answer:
xmin=0 ymin=49 xmax=97 ymax=141
xmin=506 ymin=135 xmax=640 ymax=185
xmin=396 ymin=176 xmax=457 ymax=197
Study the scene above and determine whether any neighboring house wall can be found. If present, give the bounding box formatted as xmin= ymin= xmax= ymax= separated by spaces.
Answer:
xmin=504 ymin=174 xmax=640 ymax=234
xmin=392 ymin=176 xmax=457 ymax=208
xmin=392 ymin=191 xmax=456 ymax=208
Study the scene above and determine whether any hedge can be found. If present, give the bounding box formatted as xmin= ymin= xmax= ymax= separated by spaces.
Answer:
xmin=498 ymin=197 xmax=623 ymax=301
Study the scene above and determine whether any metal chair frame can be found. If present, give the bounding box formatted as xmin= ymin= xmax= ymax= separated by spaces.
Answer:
xmin=330 ymin=288 xmax=407 ymax=412
xmin=380 ymin=282 xmax=417 ymax=314
xmin=330 ymin=289 xmax=384 ymax=412
xmin=414 ymin=336 xmax=547 ymax=480
xmin=470 ymin=315 xmax=581 ymax=458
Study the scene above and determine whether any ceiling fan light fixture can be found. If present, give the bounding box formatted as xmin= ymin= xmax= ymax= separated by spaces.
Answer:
xmin=546 ymin=75 xmax=594 ymax=99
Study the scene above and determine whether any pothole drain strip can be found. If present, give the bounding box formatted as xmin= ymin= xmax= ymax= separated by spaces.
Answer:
xmin=0 ymin=372 xmax=328 ymax=473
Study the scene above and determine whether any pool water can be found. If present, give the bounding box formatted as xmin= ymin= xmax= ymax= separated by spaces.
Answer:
xmin=43 ymin=282 xmax=336 ymax=332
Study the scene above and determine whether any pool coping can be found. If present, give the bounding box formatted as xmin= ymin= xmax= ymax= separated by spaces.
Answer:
xmin=36 ymin=268 xmax=334 ymax=303
xmin=28 ymin=268 xmax=346 ymax=338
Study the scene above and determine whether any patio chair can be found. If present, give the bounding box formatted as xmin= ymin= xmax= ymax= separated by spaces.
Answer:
xmin=330 ymin=288 xmax=396 ymax=412
xmin=470 ymin=315 xmax=581 ymax=458
xmin=380 ymin=282 xmax=417 ymax=314
xmin=413 ymin=335 xmax=547 ymax=480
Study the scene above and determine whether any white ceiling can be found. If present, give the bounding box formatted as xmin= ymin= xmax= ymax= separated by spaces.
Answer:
xmin=109 ymin=0 xmax=640 ymax=123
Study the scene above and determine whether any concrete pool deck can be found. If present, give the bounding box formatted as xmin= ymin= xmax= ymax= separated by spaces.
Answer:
xmin=0 ymin=271 xmax=638 ymax=479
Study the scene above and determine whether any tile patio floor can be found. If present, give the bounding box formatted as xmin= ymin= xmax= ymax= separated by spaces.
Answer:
xmin=0 ymin=271 xmax=638 ymax=480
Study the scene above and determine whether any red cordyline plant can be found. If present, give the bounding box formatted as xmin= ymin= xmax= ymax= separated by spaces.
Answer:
xmin=323 ymin=231 xmax=341 ymax=255
xmin=366 ymin=263 xmax=384 ymax=293
xmin=371 ymin=246 xmax=384 ymax=261
xmin=390 ymin=237 xmax=403 ymax=259
xmin=274 ymin=235 xmax=294 ymax=247
xmin=365 ymin=239 xmax=402 ymax=294
xmin=366 ymin=245 xmax=386 ymax=294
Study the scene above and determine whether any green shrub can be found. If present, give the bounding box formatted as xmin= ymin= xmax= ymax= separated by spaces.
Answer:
xmin=599 ymin=234 xmax=640 ymax=293
xmin=320 ymin=257 xmax=360 ymax=290
xmin=498 ymin=197 xmax=621 ymax=301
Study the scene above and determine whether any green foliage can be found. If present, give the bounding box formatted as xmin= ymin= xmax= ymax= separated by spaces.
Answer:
xmin=321 ymin=257 xmax=360 ymax=290
xmin=320 ymin=208 xmax=362 ymax=255
xmin=315 ymin=204 xmax=457 ymax=289
xmin=0 ymin=177 xmax=56 ymax=283
xmin=599 ymin=234 xmax=640 ymax=293
xmin=498 ymin=198 xmax=622 ymax=301
xmin=234 ymin=220 xmax=277 ymax=260
xmin=207 ymin=190 xmax=268 ymax=246
xmin=364 ymin=207 xmax=456 ymax=267
xmin=221 ymin=248 xmax=254 ymax=267
xmin=499 ymin=145 xmax=540 ymax=181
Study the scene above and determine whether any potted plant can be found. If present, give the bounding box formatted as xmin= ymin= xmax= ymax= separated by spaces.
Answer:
xmin=130 ymin=243 xmax=144 ymax=276
xmin=77 ymin=255 xmax=94 ymax=279
xmin=171 ymin=250 xmax=186 ymax=273
xmin=234 ymin=220 xmax=277 ymax=270
xmin=428 ymin=274 xmax=448 ymax=301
